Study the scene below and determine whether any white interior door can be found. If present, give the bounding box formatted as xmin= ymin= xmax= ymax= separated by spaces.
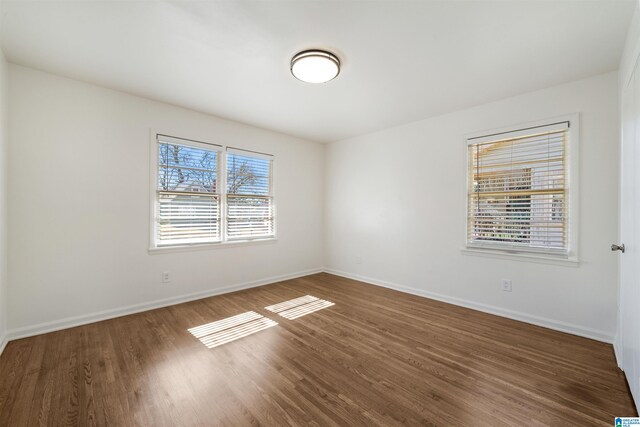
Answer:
xmin=619 ymin=55 xmax=640 ymax=413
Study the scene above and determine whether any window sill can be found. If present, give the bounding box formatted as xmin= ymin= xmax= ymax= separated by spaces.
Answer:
xmin=460 ymin=247 xmax=579 ymax=267
xmin=148 ymin=237 xmax=278 ymax=254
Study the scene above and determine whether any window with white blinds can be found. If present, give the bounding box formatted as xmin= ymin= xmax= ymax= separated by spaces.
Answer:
xmin=156 ymin=136 xmax=221 ymax=246
xmin=467 ymin=121 xmax=570 ymax=255
xmin=152 ymin=135 xmax=275 ymax=248
xmin=226 ymin=148 xmax=274 ymax=240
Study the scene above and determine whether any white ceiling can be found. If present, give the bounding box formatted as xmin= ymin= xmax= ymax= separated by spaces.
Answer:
xmin=0 ymin=0 xmax=635 ymax=143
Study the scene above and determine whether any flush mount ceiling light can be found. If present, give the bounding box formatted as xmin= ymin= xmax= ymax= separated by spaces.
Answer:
xmin=290 ymin=50 xmax=340 ymax=83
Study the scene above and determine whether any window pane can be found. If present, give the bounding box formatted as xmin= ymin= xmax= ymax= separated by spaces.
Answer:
xmin=158 ymin=142 xmax=218 ymax=193
xmin=157 ymin=193 xmax=220 ymax=245
xmin=227 ymin=196 xmax=273 ymax=239
xmin=226 ymin=150 xmax=273 ymax=240
xmin=156 ymin=139 xmax=220 ymax=246
xmin=467 ymin=126 xmax=568 ymax=253
xmin=226 ymin=153 xmax=270 ymax=195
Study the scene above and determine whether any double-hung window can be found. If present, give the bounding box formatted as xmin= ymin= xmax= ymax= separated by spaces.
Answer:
xmin=466 ymin=120 xmax=574 ymax=257
xmin=152 ymin=134 xmax=274 ymax=248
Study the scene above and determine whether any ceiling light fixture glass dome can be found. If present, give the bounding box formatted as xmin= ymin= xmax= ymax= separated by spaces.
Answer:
xmin=290 ymin=50 xmax=340 ymax=83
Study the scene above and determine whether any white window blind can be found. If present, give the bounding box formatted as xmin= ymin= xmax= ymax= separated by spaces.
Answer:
xmin=226 ymin=148 xmax=274 ymax=240
xmin=467 ymin=122 xmax=569 ymax=254
xmin=156 ymin=136 xmax=221 ymax=246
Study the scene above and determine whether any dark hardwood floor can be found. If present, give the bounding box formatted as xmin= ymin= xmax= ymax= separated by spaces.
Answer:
xmin=0 ymin=273 xmax=636 ymax=426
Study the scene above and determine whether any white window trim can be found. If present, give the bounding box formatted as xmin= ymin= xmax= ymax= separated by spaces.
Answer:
xmin=148 ymin=129 xmax=277 ymax=252
xmin=148 ymin=237 xmax=278 ymax=254
xmin=461 ymin=114 xmax=580 ymax=265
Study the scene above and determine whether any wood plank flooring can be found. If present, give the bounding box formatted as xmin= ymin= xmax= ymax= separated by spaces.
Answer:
xmin=0 ymin=273 xmax=636 ymax=426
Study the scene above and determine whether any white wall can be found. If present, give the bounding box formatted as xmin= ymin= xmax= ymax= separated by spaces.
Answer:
xmin=7 ymin=65 xmax=324 ymax=334
xmin=325 ymin=72 xmax=620 ymax=342
xmin=0 ymin=46 xmax=8 ymax=351
xmin=2 ymin=57 xmax=623 ymax=345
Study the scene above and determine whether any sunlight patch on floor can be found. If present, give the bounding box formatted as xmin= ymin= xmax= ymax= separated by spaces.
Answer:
xmin=188 ymin=311 xmax=278 ymax=348
xmin=265 ymin=295 xmax=335 ymax=320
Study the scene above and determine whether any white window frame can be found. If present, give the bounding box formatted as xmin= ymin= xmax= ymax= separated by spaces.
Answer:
xmin=461 ymin=114 xmax=580 ymax=265
xmin=148 ymin=130 xmax=277 ymax=252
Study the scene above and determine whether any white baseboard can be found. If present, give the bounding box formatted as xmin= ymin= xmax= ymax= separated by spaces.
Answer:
xmin=5 ymin=267 xmax=323 ymax=342
xmin=324 ymin=268 xmax=615 ymax=344
xmin=0 ymin=333 xmax=7 ymax=356
xmin=614 ymin=334 xmax=624 ymax=369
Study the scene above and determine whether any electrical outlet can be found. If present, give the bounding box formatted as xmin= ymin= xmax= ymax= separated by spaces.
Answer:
xmin=162 ymin=271 xmax=171 ymax=283
xmin=355 ymin=256 xmax=362 ymax=265
xmin=501 ymin=279 xmax=512 ymax=292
